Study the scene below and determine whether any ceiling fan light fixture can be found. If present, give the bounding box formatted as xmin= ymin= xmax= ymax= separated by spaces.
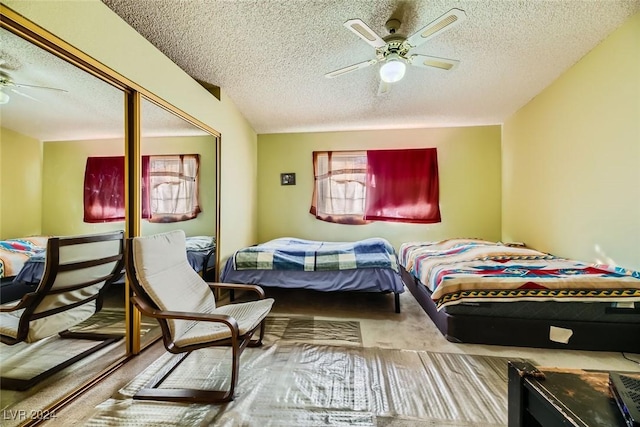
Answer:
xmin=379 ymin=54 xmax=406 ymax=83
xmin=0 ymin=90 xmax=9 ymax=104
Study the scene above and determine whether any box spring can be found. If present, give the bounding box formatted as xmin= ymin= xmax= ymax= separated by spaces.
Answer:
xmin=400 ymin=266 xmax=640 ymax=353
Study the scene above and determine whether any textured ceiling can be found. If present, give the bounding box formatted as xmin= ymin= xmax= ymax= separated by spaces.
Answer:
xmin=101 ymin=0 xmax=640 ymax=134
xmin=1 ymin=1 xmax=638 ymax=141
xmin=0 ymin=26 xmax=125 ymax=141
xmin=0 ymin=27 xmax=206 ymax=142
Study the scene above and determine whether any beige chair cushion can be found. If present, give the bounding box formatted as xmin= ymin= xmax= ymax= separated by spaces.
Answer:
xmin=174 ymin=298 xmax=274 ymax=347
xmin=133 ymin=230 xmax=274 ymax=344
xmin=0 ymin=302 xmax=97 ymax=343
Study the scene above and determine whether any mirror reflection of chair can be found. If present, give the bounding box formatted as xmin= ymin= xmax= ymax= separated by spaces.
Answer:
xmin=125 ymin=230 xmax=274 ymax=403
xmin=0 ymin=230 xmax=125 ymax=391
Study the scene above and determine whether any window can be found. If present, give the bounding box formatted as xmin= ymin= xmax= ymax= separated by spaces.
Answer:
xmin=146 ymin=155 xmax=200 ymax=222
xmin=83 ymin=154 xmax=200 ymax=223
xmin=310 ymin=151 xmax=368 ymax=224
xmin=310 ymin=148 xmax=441 ymax=225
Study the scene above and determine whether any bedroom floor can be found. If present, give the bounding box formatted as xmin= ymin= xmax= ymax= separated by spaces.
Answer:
xmin=27 ymin=287 xmax=640 ymax=425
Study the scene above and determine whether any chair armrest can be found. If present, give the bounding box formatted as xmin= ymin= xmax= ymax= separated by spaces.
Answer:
xmin=207 ymin=282 xmax=266 ymax=299
xmin=132 ymin=295 xmax=239 ymax=334
xmin=0 ymin=293 xmax=37 ymax=312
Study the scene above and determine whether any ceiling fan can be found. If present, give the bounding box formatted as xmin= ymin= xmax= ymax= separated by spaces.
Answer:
xmin=0 ymin=70 xmax=68 ymax=104
xmin=325 ymin=8 xmax=467 ymax=95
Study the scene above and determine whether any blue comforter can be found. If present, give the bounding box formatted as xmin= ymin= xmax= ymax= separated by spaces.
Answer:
xmin=233 ymin=237 xmax=399 ymax=272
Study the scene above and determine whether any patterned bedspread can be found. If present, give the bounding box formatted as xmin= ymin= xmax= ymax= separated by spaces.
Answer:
xmin=0 ymin=236 xmax=49 ymax=279
xmin=399 ymin=239 xmax=640 ymax=310
xmin=233 ymin=237 xmax=398 ymax=272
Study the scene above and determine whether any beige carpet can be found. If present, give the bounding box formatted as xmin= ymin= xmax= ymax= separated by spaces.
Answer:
xmin=84 ymin=316 xmax=519 ymax=426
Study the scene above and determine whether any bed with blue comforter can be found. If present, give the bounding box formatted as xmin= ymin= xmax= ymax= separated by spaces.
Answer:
xmin=220 ymin=237 xmax=404 ymax=312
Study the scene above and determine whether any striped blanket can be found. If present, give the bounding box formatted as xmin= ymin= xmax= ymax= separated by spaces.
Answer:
xmin=399 ymin=239 xmax=640 ymax=310
xmin=0 ymin=236 xmax=49 ymax=279
xmin=233 ymin=237 xmax=398 ymax=272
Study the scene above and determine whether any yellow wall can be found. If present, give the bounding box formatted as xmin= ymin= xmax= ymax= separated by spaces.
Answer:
xmin=7 ymin=0 xmax=259 ymax=261
xmin=41 ymin=136 xmax=217 ymax=237
xmin=11 ymin=2 xmax=638 ymax=269
xmin=41 ymin=138 xmax=122 ymax=236
xmin=0 ymin=127 xmax=42 ymax=239
xmin=257 ymin=126 xmax=502 ymax=250
xmin=502 ymin=12 xmax=640 ymax=270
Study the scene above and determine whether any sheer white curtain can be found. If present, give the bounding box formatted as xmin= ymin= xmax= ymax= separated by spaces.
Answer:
xmin=310 ymin=151 xmax=368 ymax=225
xmin=148 ymin=155 xmax=200 ymax=222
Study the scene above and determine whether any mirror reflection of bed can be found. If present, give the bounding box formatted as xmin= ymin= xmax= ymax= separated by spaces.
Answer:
xmin=0 ymin=25 xmax=219 ymax=423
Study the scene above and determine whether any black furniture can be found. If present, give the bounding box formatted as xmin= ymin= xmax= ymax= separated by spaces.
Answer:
xmin=507 ymin=361 xmax=637 ymax=426
xmin=400 ymin=266 xmax=640 ymax=352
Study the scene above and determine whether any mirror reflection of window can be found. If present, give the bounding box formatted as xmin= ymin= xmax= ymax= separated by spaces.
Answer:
xmin=147 ymin=154 xmax=201 ymax=222
xmin=140 ymin=97 xmax=217 ymax=237
xmin=0 ymin=26 xmax=129 ymax=425
xmin=139 ymin=96 xmax=219 ymax=292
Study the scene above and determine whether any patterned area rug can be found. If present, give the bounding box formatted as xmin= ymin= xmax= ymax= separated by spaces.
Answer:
xmin=85 ymin=316 xmax=517 ymax=427
xmin=265 ymin=316 xmax=362 ymax=346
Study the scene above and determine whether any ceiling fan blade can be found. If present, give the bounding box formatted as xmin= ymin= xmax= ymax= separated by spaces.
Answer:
xmin=377 ymin=80 xmax=391 ymax=96
xmin=325 ymin=59 xmax=378 ymax=78
xmin=13 ymin=82 xmax=68 ymax=92
xmin=343 ymin=19 xmax=387 ymax=49
xmin=406 ymin=8 xmax=467 ymax=48
xmin=10 ymin=87 xmax=43 ymax=102
xmin=409 ymin=54 xmax=460 ymax=71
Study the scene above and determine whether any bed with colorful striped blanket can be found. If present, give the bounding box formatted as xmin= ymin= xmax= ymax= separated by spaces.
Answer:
xmin=398 ymin=238 xmax=640 ymax=352
xmin=0 ymin=236 xmax=49 ymax=279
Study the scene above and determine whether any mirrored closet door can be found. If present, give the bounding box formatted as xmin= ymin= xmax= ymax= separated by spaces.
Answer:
xmin=133 ymin=97 xmax=220 ymax=348
xmin=0 ymin=9 xmax=220 ymax=426
xmin=0 ymin=23 xmax=130 ymax=425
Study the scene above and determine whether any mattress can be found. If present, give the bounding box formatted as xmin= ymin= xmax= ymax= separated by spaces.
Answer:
xmin=12 ymin=245 xmax=215 ymax=285
xmin=400 ymin=266 xmax=640 ymax=352
xmin=399 ymin=239 xmax=640 ymax=309
xmin=220 ymin=258 xmax=404 ymax=293
xmin=439 ymin=293 xmax=640 ymax=323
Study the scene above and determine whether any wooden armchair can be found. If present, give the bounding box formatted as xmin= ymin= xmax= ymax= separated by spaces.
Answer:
xmin=0 ymin=230 xmax=125 ymax=390
xmin=125 ymin=230 xmax=274 ymax=403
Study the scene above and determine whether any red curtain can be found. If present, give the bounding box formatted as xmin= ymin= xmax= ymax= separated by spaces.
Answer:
xmin=83 ymin=156 xmax=125 ymax=223
xmin=83 ymin=156 xmax=150 ymax=223
xmin=364 ymin=148 xmax=441 ymax=223
xmin=141 ymin=156 xmax=151 ymax=219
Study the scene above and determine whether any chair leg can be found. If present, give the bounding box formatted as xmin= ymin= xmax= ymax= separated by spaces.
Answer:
xmin=133 ymin=345 xmax=242 ymax=404
xmin=247 ymin=320 xmax=266 ymax=347
xmin=228 ymin=338 xmax=240 ymax=399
